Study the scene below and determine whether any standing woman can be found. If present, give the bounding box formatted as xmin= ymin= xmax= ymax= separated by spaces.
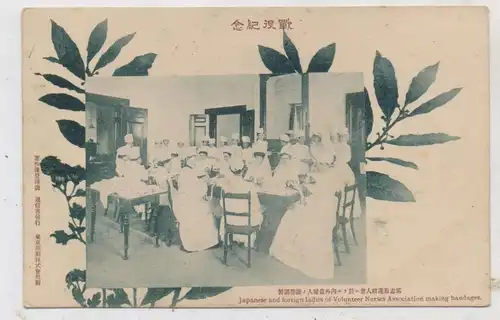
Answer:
xmin=115 ymin=133 xmax=147 ymax=219
xmin=241 ymin=136 xmax=253 ymax=167
xmin=254 ymin=127 xmax=272 ymax=173
xmin=230 ymin=133 xmax=242 ymax=159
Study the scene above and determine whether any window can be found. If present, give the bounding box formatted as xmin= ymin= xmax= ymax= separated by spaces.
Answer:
xmin=189 ymin=114 xmax=208 ymax=146
xmin=289 ymin=103 xmax=306 ymax=131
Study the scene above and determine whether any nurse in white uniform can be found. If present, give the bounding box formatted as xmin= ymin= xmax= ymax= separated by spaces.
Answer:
xmin=230 ymin=133 xmax=242 ymax=159
xmin=116 ymin=133 xmax=147 ymax=218
xmin=241 ymin=136 xmax=253 ymax=166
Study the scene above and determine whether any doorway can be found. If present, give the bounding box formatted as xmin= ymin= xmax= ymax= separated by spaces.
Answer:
xmin=205 ymin=105 xmax=254 ymax=145
xmin=217 ymin=114 xmax=240 ymax=144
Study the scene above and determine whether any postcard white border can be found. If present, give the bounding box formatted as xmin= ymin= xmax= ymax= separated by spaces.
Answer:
xmin=2 ymin=0 xmax=499 ymax=319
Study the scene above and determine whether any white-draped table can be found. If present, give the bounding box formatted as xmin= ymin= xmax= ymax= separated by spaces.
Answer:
xmin=90 ymin=180 xmax=169 ymax=260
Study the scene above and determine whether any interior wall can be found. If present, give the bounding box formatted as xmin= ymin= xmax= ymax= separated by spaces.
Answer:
xmin=265 ymin=73 xmax=364 ymax=141
xmin=86 ymin=75 xmax=260 ymax=158
xmin=265 ymin=74 xmax=301 ymax=139
xmin=308 ymin=72 xmax=364 ymax=140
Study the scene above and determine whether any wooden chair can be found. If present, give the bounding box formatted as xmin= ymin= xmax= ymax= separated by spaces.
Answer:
xmin=222 ymin=191 xmax=259 ymax=268
xmin=86 ymin=188 xmax=100 ymax=243
xmin=338 ymin=183 xmax=358 ymax=254
xmin=332 ymin=190 xmax=342 ymax=266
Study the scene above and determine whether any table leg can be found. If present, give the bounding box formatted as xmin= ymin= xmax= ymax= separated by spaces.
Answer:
xmin=123 ymin=210 xmax=130 ymax=260
xmin=153 ymin=206 xmax=160 ymax=248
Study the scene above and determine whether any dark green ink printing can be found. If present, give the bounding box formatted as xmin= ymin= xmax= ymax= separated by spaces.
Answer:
xmin=38 ymin=21 xmax=461 ymax=307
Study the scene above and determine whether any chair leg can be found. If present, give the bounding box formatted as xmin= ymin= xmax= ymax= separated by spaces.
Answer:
xmin=223 ymin=233 xmax=228 ymax=265
xmin=332 ymin=226 xmax=341 ymax=266
xmin=341 ymin=223 xmax=350 ymax=254
xmin=247 ymin=234 xmax=252 ymax=268
xmin=350 ymin=217 xmax=358 ymax=245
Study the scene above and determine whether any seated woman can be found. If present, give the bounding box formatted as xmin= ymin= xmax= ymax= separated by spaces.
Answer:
xmin=269 ymin=151 xmax=300 ymax=193
xmin=244 ymin=145 xmax=272 ymax=189
xmin=218 ymin=159 xmax=264 ymax=249
xmin=269 ymin=157 xmax=338 ymax=280
xmin=169 ymin=148 xmax=219 ymax=252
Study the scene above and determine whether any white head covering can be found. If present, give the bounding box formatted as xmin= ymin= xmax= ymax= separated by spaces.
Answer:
xmin=209 ymin=138 xmax=216 ymax=145
xmin=279 ymin=134 xmax=290 ymax=142
xmin=312 ymin=132 xmax=323 ymax=140
xmin=253 ymin=144 xmax=267 ymax=156
xmin=170 ymin=148 xmax=179 ymax=156
xmin=286 ymin=130 xmax=294 ymax=136
xmin=198 ymin=147 xmax=209 ymax=155
xmin=257 ymin=127 xmax=264 ymax=134
xmin=229 ymin=158 xmax=244 ymax=172
xmin=202 ymin=135 xmax=210 ymax=142
xmin=242 ymin=136 xmax=251 ymax=143
xmin=231 ymin=133 xmax=239 ymax=140
xmin=222 ymin=147 xmax=232 ymax=156
xmin=220 ymin=136 xmax=228 ymax=143
xmin=124 ymin=134 xmax=134 ymax=144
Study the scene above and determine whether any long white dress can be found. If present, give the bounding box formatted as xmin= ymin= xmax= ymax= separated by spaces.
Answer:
xmin=170 ymin=167 xmax=219 ymax=252
xmin=269 ymin=168 xmax=337 ymax=280
xmin=115 ymin=145 xmax=148 ymax=216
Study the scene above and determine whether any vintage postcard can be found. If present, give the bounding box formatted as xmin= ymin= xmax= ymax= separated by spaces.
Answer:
xmin=22 ymin=6 xmax=490 ymax=308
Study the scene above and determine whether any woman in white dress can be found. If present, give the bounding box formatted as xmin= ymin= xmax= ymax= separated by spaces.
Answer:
xmin=332 ymin=127 xmax=361 ymax=219
xmin=218 ymin=158 xmax=264 ymax=248
xmin=170 ymin=149 xmax=219 ymax=252
xmin=253 ymin=127 xmax=272 ymax=174
xmin=269 ymin=144 xmax=338 ymax=280
xmin=115 ymin=133 xmax=147 ymax=218
xmin=240 ymin=136 xmax=254 ymax=167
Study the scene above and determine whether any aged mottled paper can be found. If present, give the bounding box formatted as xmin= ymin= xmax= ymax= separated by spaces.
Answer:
xmin=22 ymin=6 xmax=490 ymax=308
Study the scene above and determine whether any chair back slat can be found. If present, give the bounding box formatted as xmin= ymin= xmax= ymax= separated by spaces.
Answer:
xmin=222 ymin=190 xmax=252 ymax=228
xmin=224 ymin=192 xmax=250 ymax=200
xmin=224 ymin=210 xmax=250 ymax=217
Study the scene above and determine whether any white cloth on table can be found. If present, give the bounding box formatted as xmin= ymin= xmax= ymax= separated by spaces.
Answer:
xmin=270 ymin=169 xmax=337 ymax=280
xmin=170 ymin=167 xmax=218 ymax=252
xmin=91 ymin=177 xmax=165 ymax=214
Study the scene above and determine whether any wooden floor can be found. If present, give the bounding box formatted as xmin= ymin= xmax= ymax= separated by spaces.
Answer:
xmin=86 ymin=211 xmax=367 ymax=288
